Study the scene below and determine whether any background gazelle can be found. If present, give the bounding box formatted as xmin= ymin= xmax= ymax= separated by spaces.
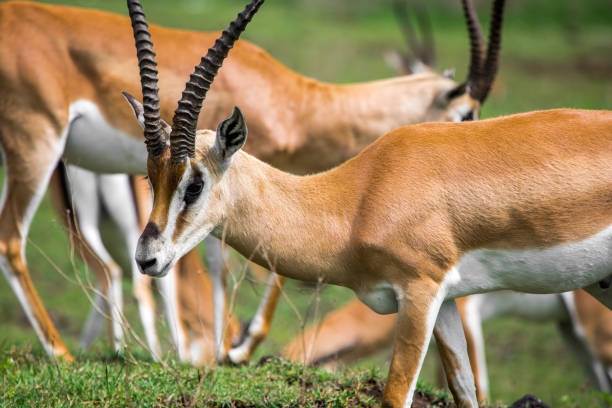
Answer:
xmin=0 ymin=0 xmax=500 ymax=362
xmin=124 ymin=2 xmax=612 ymax=408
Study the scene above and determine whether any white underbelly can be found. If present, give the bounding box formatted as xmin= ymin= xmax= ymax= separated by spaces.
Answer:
xmin=449 ymin=224 xmax=612 ymax=298
xmin=63 ymin=100 xmax=147 ymax=174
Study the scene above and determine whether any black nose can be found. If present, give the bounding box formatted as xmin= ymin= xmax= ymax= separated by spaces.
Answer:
xmin=138 ymin=258 xmax=157 ymax=271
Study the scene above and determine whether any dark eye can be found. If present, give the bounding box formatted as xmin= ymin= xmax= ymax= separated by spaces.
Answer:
xmin=184 ymin=176 xmax=203 ymax=206
xmin=461 ymin=111 xmax=475 ymax=122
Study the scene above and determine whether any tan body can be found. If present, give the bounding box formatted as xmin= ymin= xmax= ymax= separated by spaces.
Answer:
xmin=138 ymin=108 xmax=612 ymax=407
xmin=0 ymin=1 xmax=480 ymax=361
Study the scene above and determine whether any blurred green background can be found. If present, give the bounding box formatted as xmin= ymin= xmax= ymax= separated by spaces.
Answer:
xmin=0 ymin=0 xmax=610 ymax=406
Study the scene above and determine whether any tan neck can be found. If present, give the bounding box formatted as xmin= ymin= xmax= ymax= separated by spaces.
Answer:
xmin=279 ymin=74 xmax=449 ymax=173
xmin=215 ymin=153 xmax=356 ymax=286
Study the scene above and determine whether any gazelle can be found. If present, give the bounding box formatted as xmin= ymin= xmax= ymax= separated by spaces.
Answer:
xmin=283 ymin=290 xmax=612 ymax=401
xmin=226 ymin=0 xmax=506 ymax=364
xmin=0 ymin=0 xmax=500 ymax=362
xmin=48 ymin=164 xmax=235 ymax=363
xmin=125 ymin=2 xmax=612 ymax=408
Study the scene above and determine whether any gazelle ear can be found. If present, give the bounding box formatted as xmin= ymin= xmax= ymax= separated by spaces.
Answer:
xmin=214 ymin=107 xmax=248 ymax=162
xmin=439 ymin=82 xmax=468 ymax=104
xmin=442 ymin=67 xmax=456 ymax=79
xmin=121 ymin=91 xmax=172 ymax=135
xmin=122 ymin=91 xmax=145 ymax=129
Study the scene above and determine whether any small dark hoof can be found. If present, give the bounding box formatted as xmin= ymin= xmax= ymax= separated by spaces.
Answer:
xmin=509 ymin=394 xmax=550 ymax=408
xmin=599 ymin=275 xmax=612 ymax=289
xmin=256 ymin=355 xmax=282 ymax=367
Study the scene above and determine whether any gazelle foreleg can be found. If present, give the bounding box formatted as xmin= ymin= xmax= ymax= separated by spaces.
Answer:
xmin=0 ymin=119 xmax=72 ymax=361
xmin=383 ymin=277 xmax=447 ymax=408
xmin=228 ymin=270 xmax=285 ymax=364
xmin=205 ymin=235 xmax=230 ymax=362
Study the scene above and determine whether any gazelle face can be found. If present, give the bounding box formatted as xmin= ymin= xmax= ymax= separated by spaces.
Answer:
xmin=134 ymin=109 xmax=248 ymax=277
xmin=429 ymin=84 xmax=482 ymax=123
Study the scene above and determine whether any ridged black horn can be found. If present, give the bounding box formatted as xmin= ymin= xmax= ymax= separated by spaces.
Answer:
xmin=169 ymin=0 xmax=264 ymax=164
xmin=127 ymin=0 xmax=167 ymax=157
xmin=461 ymin=0 xmax=486 ymax=93
xmin=471 ymin=0 xmax=506 ymax=103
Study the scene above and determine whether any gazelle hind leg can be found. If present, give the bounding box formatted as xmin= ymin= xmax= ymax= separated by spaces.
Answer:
xmin=0 ymin=120 xmax=71 ymax=360
xmin=79 ymin=291 xmax=107 ymax=350
xmin=228 ymin=268 xmax=285 ymax=364
xmin=61 ymin=165 xmax=125 ymax=351
xmin=433 ymin=300 xmax=478 ymax=407
xmin=559 ymin=292 xmax=612 ymax=393
xmin=456 ymin=295 xmax=489 ymax=402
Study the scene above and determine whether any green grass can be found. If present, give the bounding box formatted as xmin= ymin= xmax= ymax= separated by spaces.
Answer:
xmin=1 ymin=0 xmax=611 ymax=406
xmin=1 ymin=346 xmax=457 ymax=407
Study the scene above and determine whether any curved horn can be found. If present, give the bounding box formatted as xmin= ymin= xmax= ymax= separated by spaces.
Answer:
xmin=461 ymin=0 xmax=485 ymax=92
xmin=127 ymin=0 xmax=167 ymax=157
xmin=393 ymin=0 xmax=436 ymax=67
xmin=170 ymin=0 xmax=265 ymax=164
xmin=472 ymin=0 xmax=506 ymax=103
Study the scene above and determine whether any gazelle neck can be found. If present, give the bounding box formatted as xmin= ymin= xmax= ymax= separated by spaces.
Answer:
xmin=213 ymin=151 xmax=358 ymax=287
xmin=278 ymin=73 xmax=451 ymax=174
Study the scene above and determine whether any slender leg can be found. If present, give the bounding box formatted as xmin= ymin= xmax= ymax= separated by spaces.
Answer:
xmin=456 ymin=295 xmax=489 ymax=402
xmin=228 ymin=271 xmax=285 ymax=364
xmin=0 ymin=119 xmax=72 ymax=360
xmin=205 ymin=235 xmax=231 ymax=362
xmin=156 ymin=266 xmax=189 ymax=361
xmin=79 ymin=291 xmax=107 ymax=350
xmin=63 ymin=166 xmax=125 ymax=351
xmin=383 ymin=279 xmax=444 ymax=408
xmin=559 ymin=292 xmax=612 ymax=392
xmin=176 ymin=248 xmax=216 ymax=365
xmin=434 ymin=300 xmax=478 ymax=408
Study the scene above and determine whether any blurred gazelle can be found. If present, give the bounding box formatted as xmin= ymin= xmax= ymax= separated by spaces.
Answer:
xmin=0 ymin=0 xmax=502 ymax=362
xmin=125 ymin=1 xmax=612 ymax=407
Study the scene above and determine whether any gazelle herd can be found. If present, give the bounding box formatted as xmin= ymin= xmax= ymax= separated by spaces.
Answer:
xmin=0 ymin=0 xmax=610 ymax=407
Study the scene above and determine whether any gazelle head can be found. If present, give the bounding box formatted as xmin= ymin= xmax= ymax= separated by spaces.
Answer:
xmin=123 ymin=0 xmax=261 ymax=276
xmin=388 ymin=0 xmax=506 ymax=123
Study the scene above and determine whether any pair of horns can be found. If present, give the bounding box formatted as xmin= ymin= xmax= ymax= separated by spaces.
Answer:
xmin=127 ymin=0 xmax=264 ymax=162
xmin=463 ymin=0 xmax=506 ymax=103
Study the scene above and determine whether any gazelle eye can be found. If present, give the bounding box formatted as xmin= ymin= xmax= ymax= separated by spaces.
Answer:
xmin=184 ymin=176 xmax=204 ymax=206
